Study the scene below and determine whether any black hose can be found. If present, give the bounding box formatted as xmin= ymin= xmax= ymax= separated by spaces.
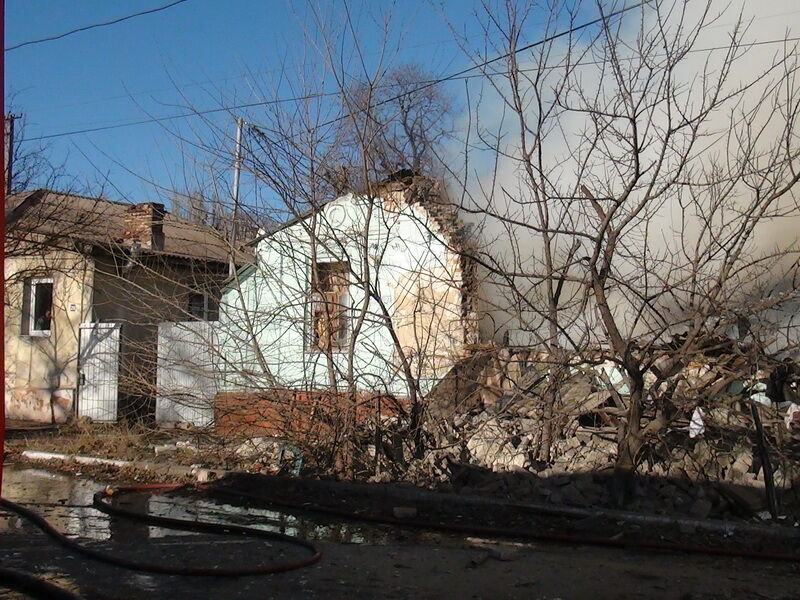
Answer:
xmin=4 ymin=475 xmax=798 ymax=600
xmin=0 ymin=567 xmax=84 ymax=600
xmin=0 ymin=484 xmax=321 ymax=581
xmin=203 ymin=484 xmax=800 ymax=563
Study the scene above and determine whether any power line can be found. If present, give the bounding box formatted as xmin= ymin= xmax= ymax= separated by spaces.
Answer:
xmin=5 ymin=0 xmax=191 ymax=52
xmin=23 ymin=34 xmax=799 ymax=143
xmin=19 ymin=92 xmax=343 ymax=142
xmin=23 ymin=33 xmax=471 ymax=115
xmin=249 ymin=0 xmax=696 ymax=133
xmin=19 ymin=1 xmax=649 ymax=142
xmin=18 ymin=7 xmax=799 ymax=143
xmin=23 ymin=6 xmax=799 ymax=116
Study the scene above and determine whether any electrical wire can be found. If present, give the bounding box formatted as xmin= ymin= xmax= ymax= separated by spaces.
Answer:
xmin=21 ymin=92 xmax=343 ymax=142
xmin=5 ymin=0 xmax=192 ymax=52
xmin=20 ymin=1 xmax=649 ymax=142
xmin=19 ymin=27 xmax=799 ymax=144
xmin=17 ymin=5 xmax=800 ymax=120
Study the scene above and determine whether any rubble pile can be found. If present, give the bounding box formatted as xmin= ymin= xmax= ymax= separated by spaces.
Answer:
xmin=443 ymin=410 xmax=618 ymax=474
xmin=412 ymin=342 xmax=800 ymax=518
xmin=225 ymin=436 xmax=303 ymax=475
xmin=411 ymin=407 xmax=787 ymax=517
xmin=406 ymin=442 xmax=767 ymax=520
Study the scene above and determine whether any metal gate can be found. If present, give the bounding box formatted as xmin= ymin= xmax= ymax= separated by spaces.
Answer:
xmin=78 ymin=322 xmax=121 ymax=422
xmin=156 ymin=321 xmax=216 ymax=427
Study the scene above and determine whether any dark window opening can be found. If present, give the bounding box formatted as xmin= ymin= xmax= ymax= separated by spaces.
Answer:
xmin=188 ymin=293 xmax=205 ymax=320
xmin=187 ymin=292 xmax=219 ymax=321
xmin=23 ymin=277 xmax=53 ymax=336
xmin=577 ymin=411 xmax=604 ymax=428
xmin=310 ymin=261 xmax=350 ymax=351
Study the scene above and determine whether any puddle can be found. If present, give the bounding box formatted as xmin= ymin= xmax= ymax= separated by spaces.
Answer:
xmin=1 ymin=468 xmax=437 ymax=545
xmin=1 ymin=468 xmax=111 ymax=540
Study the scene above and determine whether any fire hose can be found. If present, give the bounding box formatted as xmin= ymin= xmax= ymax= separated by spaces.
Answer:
xmin=2 ymin=475 xmax=799 ymax=600
xmin=0 ymin=483 xmax=322 ymax=599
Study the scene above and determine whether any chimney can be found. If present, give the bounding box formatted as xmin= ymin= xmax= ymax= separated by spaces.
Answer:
xmin=122 ymin=202 xmax=165 ymax=251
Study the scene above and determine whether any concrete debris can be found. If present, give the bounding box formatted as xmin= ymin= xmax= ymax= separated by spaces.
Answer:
xmin=152 ymin=440 xmax=199 ymax=455
xmin=749 ymin=381 xmax=772 ymax=406
xmin=465 ymin=419 xmax=529 ymax=472
xmin=595 ymin=361 xmax=630 ymax=394
xmin=231 ymin=437 xmax=303 ymax=475
xmin=689 ymin=407 xmax=706 ymax=438
xmin=418 ymin=341 xmax=800 ymax=519
xmin=418 ymin=395 xmax=800 ymax=516
xmin=152 ymin=444 xmax=177 ymax=455
xmin=234 ymin=436 xmax=280 ymax=459
xmin=785 ymin=403 xmax=800 ymax=431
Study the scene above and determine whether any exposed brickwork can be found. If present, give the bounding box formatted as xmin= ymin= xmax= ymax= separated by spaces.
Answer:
xmin=122 ymin=202 xmax=165 ymax=250
xmin=381 ymin=176 xmax=481 ymax=350
xmin=215 ymin=389 xmax=407 ymax=439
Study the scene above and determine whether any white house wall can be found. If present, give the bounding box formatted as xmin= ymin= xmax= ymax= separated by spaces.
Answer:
xmin=217 ymin=193 xmax=468 ymax=398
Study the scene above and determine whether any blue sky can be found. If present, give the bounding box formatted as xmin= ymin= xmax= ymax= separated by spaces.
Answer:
xmin=5 ymin=0 xmax=495 ymax=207
xmin=6 ymin=1 xmax=796 ymax=214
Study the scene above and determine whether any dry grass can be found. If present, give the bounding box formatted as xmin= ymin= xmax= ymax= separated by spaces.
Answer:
xmin=5 ymin=421 xmax=294 ymax=476
xmin=7 ymin=421 xmax=194 ymax=464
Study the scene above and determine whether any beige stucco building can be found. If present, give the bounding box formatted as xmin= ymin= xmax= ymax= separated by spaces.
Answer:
xmin=4 ymin=190 xmax=238 ymax=423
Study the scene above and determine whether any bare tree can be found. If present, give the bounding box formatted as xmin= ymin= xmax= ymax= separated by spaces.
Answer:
xmin=148 ymin=4 xmax=472 ymax=476
xmin=170 ymin=190 xmax=209 ymax=225
xmin=136 ymin=0 xmax=798 ymax=500
xmin=331 ymin=64 xmax=455 ymax=181
xmin=445 ymin=0 xmax=800 ymax=499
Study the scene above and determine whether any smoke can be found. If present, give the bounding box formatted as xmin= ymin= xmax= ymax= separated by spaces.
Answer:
xmin=443 ymin=0 xmax=799 ymax=347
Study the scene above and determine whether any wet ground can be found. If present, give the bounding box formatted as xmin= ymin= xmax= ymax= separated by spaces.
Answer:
xmin=1 ymin=467 xmax=798 ymax=599
xmin=0 ymin=468 xmax=410 ymax=545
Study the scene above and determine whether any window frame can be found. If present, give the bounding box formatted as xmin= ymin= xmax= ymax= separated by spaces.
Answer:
xmin=187 ymin=291 xmax=219 ymax=321
xmin=307 ymin=260 xmax=351 ymax=354
xmin=25 ymin=276 xmax=54 ymax=337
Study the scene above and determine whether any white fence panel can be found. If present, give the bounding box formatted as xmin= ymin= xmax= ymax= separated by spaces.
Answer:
xmin=156 ymin=321 xmax=217 ymax=427
xmin=78 ymin=322 xmax=121 ymax=422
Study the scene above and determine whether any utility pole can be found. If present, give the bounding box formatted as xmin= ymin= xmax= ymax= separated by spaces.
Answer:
xmin=4 ymin=114 xmax=18 ymax=195
xmin=229 ymin=117 xmax=244 ymax=277
xmin=208 ymin=165 xmax=223 ymax=231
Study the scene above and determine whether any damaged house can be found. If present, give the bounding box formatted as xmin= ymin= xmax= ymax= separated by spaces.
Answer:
xmin=4 ymin=189 xmax=240 ymax=424
xmin=214 ymin=175 xmax=480 ymax=435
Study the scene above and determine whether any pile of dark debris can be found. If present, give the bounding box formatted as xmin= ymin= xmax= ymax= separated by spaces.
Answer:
xmin=389 ymin=341 xmax=800 ymax=523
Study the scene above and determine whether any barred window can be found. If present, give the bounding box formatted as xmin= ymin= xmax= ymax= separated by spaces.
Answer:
xmin=187 ymin=292 xmax=219 ymax=321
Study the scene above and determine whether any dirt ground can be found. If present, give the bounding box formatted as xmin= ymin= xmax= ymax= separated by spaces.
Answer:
xmin=4 ymin=422 xmax=227 ymax=469
xmin=1 ymin=465 xmax=799 ymax=600
xmin=4 ymin=424 xmax=799 ymax=599
xmin=1 ymin=521 xmax=798 ymax=599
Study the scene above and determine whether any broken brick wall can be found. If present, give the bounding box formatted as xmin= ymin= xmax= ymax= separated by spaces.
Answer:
xmin=215 ymin=389 xmax=408 ymax=440
xmin=389 ymin=177 xmax=481 ymax=352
